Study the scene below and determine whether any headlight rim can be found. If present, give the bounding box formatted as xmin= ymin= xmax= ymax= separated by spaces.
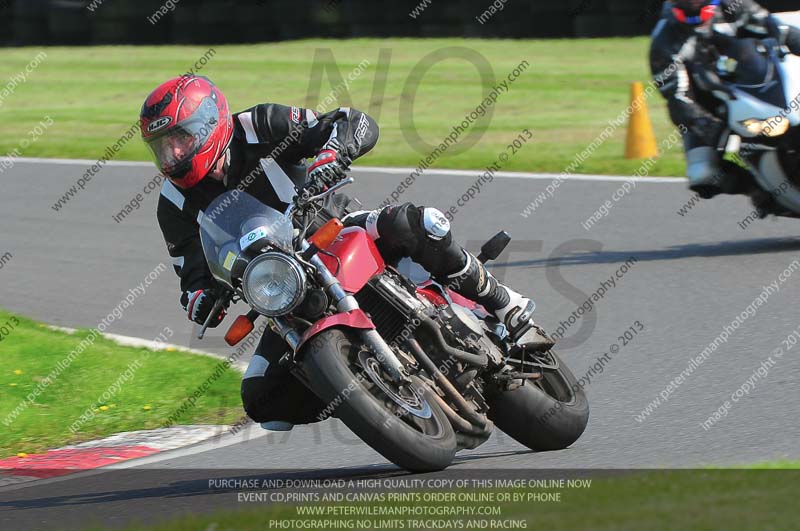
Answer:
xmin=242 ymin=252 xmax=307 ymax=317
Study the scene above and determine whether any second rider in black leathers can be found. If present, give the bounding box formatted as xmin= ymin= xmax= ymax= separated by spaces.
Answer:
xmin=650 ymin=0 xmax=800 ymax=198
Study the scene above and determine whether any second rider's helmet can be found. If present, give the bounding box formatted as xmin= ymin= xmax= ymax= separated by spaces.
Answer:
xmin=672 ymin=0 xmax=720 ymax=26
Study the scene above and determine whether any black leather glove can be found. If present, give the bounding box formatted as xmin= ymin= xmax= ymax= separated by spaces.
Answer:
xmin=180 ymin=289 xmax=227 ymax=327
xmin=307 ymin=139 xmax=352 ymax=192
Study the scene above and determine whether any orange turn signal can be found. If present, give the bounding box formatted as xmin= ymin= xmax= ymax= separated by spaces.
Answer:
xmin=309 ymin=218 xmax=344 ymax=250
xmin=225 ymin=315 xmax=255 ymax=346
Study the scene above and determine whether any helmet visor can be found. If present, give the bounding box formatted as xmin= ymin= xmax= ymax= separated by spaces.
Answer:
xmin=144 ymin=97 xmax=219 ymax=178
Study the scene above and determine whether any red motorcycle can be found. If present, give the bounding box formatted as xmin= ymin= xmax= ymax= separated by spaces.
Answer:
xmin=198 ymin=174 xmax=588 ymax=472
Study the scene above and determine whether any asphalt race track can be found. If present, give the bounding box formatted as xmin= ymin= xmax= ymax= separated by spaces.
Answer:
xmin=2 ymin=159 xmax=800 ymax=529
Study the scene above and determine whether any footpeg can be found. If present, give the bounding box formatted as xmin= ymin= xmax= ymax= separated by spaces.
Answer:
xmin=278 ymin=351 xmax=294 ymax=366
xmin=510 ymin=325 xmax=556 ymax=355
xmin=495 ymin=371 xmax=542 ymax=381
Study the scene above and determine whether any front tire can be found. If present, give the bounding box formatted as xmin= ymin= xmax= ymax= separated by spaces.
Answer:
xmin=487 ymin=350 xmax=589 ymax=451
xmin=302 ymin=328 xmax=457 ymax=472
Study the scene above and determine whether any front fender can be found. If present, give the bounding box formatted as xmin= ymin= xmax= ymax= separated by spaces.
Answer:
xmin=297 ymin=309 xmax=375 ymax=351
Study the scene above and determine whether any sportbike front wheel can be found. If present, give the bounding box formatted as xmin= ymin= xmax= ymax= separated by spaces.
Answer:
xmin=302 ymin=328 xmax=456 ymax=472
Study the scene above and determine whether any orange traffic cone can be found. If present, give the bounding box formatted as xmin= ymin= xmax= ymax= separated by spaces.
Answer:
xmin=625 ymin=82 xmax=659 ymax=159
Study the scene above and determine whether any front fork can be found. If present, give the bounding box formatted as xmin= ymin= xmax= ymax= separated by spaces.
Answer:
xmin=272 ymin=242 xmax=409 ymax=383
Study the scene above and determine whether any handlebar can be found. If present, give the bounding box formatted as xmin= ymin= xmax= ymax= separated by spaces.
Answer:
xmin=285 ymin=176 xmax=355 ymax=218
xmin=197 ymin=289 xmax=232 ymax=340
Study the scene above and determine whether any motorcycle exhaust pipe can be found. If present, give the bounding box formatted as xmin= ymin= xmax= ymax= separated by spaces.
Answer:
xmin=406 ymin=338 xmax=489 ymax=431
xmin=426 ymin=386 xmax=493 ymax=437
xmin=416 ymin=314 xmax=488 ymax=368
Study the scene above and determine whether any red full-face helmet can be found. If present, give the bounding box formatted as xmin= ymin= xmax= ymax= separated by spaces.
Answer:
xmin=140 ymin=75 xmax=233 ymax=189
xmin=672 ymin=0 xmax=720 ymax=26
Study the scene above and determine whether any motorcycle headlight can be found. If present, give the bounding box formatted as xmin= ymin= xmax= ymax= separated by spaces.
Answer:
xmin=242 ymin=252 xmax=306 ymax=317
xmin=741 ymin=116 xmax=790 ymax=137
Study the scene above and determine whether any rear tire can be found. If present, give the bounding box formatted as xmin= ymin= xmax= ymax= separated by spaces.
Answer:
xmin=488 ymin=350 xmax=589 ymax=451
xmin=302 ymin=329 xmax=456 ymax=472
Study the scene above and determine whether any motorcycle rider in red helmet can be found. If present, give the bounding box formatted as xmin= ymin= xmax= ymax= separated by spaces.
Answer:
xmin=650 ymin=0 xmax=800 ymax=198
xmin=140 ymin=75 xmax=545 ymax=430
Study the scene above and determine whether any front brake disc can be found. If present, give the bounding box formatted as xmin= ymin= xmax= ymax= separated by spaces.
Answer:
xmin=357 ymin=349 xmax=432 ymax=419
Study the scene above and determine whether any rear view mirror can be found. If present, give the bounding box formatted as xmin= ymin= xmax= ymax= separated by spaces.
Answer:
xmin=478 ymin=231 xmax=511 ymax=263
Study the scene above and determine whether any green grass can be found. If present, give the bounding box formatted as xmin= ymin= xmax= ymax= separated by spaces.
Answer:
xmin=105 ymin=466 xmax=800 ymax=531
xmin=0 ymin=38 xmax=685 ymax=176
xmin=0 ymin=310 xmax=242 ymax=458
xmin=732 ymin=460 xmax=800 ymax=469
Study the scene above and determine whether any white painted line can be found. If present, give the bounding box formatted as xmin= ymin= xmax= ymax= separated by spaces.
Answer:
xmin=103 ymin=422 xmax=268 ymax=469
xmin=350 ymin=166 xmax=685 ymax=184
xmin=1 ymin=156 xmax=153 ymax=167
xmin=3 ymin=156 xmax=686 ymax=184
xmin=47 ymin=326 xmax=248 ymax=372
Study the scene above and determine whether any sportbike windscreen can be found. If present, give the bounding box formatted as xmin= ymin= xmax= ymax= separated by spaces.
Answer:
xmin=199 ymin=190 xmax=293 ymax=287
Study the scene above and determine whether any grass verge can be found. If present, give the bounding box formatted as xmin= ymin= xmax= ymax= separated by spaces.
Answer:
xmin=0 ymin=309 xmax=242 ymax=458
xmin=0 ymin=38 xmax=684 ymax=176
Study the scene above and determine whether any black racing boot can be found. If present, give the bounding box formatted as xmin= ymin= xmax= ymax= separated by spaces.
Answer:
xmin=444 ymin=251 xmax=551 ymax=349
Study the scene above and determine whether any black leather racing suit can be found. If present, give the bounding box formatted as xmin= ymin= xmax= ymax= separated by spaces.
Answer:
xmin=650 ymin=1 xmax=800 ymax=186
xmin=156 ymin=103 xmax=511 ymax=426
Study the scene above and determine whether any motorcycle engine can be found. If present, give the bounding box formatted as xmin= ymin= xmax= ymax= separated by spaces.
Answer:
xmin=352 ymin=271 xmax=504 ymax=367
xmin=439 ymin=304 xmax=505 ymax=366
